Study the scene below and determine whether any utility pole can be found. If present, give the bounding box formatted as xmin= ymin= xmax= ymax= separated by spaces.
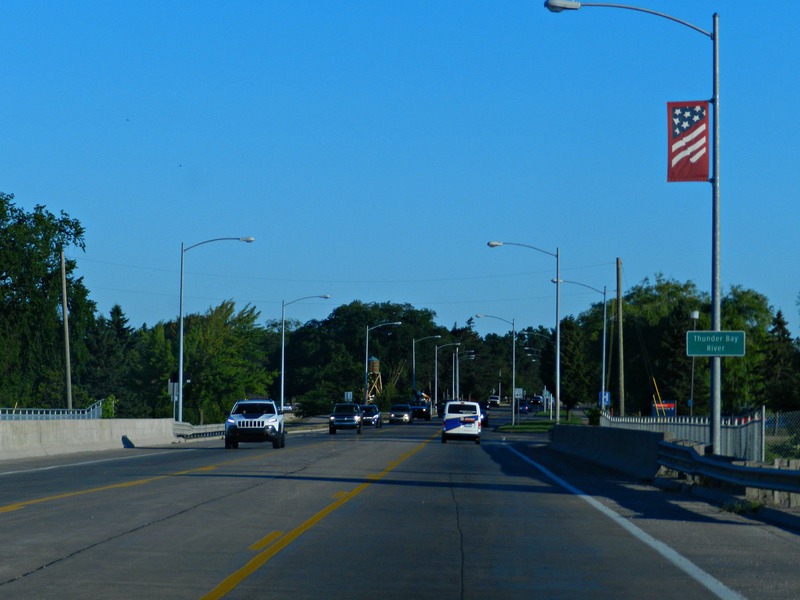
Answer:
xmin=616 ymin=257 xmax=624 ymax=416
xmin=60 ymin=250 xmax=73 ymax=409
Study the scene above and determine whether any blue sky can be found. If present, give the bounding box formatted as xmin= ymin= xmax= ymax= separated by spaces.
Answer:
xmin=2 ymin=1 xmax=798 ymax=338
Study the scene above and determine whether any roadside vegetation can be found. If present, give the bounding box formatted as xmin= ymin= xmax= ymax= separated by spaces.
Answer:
xmin=497 ymin=413 xmax=586 ymax=434
xmin=3 ymin=192 xmax=800 ymax=424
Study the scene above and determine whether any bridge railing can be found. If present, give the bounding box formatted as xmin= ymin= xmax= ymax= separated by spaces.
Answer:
xmin=173 ymin=422 xmax=224 ymax=439
xmin=0 ymin=401 xmax=104 ymax=421
xmin=600 ymin=407 xmax=765 ymax=462
xmin=657 ymin=439 xmax=800 ymax=504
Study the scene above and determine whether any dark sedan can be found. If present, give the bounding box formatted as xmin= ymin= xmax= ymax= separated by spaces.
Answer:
xmin=360 ymin=404 xmax=382 ymax=428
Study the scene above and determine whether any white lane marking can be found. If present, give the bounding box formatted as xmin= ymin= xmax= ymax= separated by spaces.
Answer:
xmin=0 ymin=450 xmax=178 ymax=477
xmin=506 ymin=445 xmax=747 ymax=600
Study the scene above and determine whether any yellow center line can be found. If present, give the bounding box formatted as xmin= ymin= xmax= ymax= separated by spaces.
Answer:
xmin=201 ymin=433 xmax=436 ymax=599
xmin=0 ymin=450 xmax=290 ymax=514
xmin=0 ymin=474 xmax=170 ymax=513
xmin=249 ymin=531 xmax=284 ymax=551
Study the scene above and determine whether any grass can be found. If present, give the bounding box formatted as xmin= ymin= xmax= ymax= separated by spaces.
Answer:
xmin=497 ymin=415 xmax=584 ymax=434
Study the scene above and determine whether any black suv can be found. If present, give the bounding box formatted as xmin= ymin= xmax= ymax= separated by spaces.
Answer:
xmin=409 ymin=398 xmax=431 ymax=421
xmin=329 ymin=403 xmax=363 ymax=434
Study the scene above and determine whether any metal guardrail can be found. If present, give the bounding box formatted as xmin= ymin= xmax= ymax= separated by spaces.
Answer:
xmin=173 ymin=422 xmax=225 ymax=439
xmin=0 ymin=400 xmax=104 ymax=420
xmin=657 ymin=440 xmax=800 ymax=495
xmin=172 ymin=416 xmax=326 ymax=439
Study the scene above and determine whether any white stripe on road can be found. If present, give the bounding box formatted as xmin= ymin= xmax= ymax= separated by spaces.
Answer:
xmin=506 ymin=445 xmax=747 ymax=600
xmin=0 ymin=450 xmax=177 ymax=477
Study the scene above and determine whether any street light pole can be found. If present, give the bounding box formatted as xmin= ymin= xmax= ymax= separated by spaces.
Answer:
xmin=452 ymin=349 xmax=457 ymax=400
xmin=690 ymin=309 xmax=700 ymax=417
xmin=543 ymin=0 xmax=721 ymax=452
xmin=556 ymin=280 xmax=608 ymax=408
xmin=280 ymin=294 xmax=331 ymax=412
xmin=364 ymin=321 xmax=401 ymax=404
xmin=178 ymin=236 xmax=254 ymax=422
xmin=488 ymin=241 xmax=560 ymax=423
xmin=475 ymin=314 xmax=516 ymax=426
xmin=412 ymin=335 xmax=441 ymax=393
xmin=435 ymin=342 xmax=460 ymax=413
xmin=455 ymin=349 xmax=476 ymax=401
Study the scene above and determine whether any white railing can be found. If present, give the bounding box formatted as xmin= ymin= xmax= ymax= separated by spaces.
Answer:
xmin=600 ymin=407 xmax=765 ymax=462
xmin=0 ymin=400 xmax=104 ymax=421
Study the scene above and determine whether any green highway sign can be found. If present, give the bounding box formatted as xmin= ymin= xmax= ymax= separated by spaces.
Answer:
xmin=686 ymin=330 xmax=746 ymax=357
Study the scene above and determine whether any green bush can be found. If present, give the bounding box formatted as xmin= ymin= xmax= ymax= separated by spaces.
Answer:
xmin=586 ymin=407 xmax=601 ymax=426
xmin=102 ymin=395 xmax=118 ymax=419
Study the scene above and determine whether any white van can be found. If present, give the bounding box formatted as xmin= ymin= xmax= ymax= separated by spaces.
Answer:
xmin=441 ymin=401 xmax=482 ymax=444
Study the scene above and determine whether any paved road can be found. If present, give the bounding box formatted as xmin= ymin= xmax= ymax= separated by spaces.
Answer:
xmin=1 ymin=412 xmax=798 ymax=599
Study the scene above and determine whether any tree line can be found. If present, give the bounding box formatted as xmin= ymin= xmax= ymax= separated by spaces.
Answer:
xmin=2 ymin=192 xmax=799 ymax=423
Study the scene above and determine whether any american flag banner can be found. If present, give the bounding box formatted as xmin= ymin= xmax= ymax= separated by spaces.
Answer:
xmin=667 ymin=101 xmax=710 ymax=182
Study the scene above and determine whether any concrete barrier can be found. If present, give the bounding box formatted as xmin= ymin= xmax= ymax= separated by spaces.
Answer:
xmin=0 ymin=419 xmax=179 ymax=461
xmin=550 ymin=425 xmax=674 ymax=480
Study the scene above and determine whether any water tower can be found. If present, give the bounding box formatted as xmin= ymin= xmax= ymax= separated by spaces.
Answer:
xmin=366 ymin=356 xmax=383 ymax=402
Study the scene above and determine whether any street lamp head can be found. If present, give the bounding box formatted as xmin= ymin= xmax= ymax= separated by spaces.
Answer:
xmin=487 ymin=241 xmax=503 ymax=248
xmin=475 ymin=313 xmax=485 ymax=318
xmin=321 ymin=294 xmax=332 ymax=299
xmin=544 ymin=0 xmax=581 ymax=12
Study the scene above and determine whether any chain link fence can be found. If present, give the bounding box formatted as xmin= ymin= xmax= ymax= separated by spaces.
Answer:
xmin=765 ymin=411 xmax=800 ymax=462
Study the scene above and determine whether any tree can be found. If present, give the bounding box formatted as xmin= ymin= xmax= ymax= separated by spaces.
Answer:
xmin=602 ymin=276 xmax=707 ymax=415
xmin=134 ymin=322 xmax=174 ymax=418
xmin=718 ymin=286 xmax=772 ymax=413
xmin=760 ymin=311 xmax=800 ymax=412
xmin=559 ymin=316 xmax=592 ymax=410
xmin=181 ymin=301 xmax=272 ymax=424
xmin=0 ymin=193 xmax=94 ymax=407
xmin=79 ymin=305 xmax=147 ymax=416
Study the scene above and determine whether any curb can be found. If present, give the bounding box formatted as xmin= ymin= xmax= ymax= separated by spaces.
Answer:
xmin=653 ymin=476 xmax=800 ymax=532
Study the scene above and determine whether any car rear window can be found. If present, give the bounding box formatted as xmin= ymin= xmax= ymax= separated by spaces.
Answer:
xmin=448 ymin=404 xmax=478 ymax=415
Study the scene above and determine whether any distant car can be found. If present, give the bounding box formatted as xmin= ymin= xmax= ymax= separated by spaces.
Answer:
xmin=224 ymin=399 xmax=285 ymax=449
xmin=488 ymin=395 xmax=501 ymax=408
xmin=329 ymin=403 xmax=363 ymax=434
xmin=441 ymin=400 xmax=481 ymax=444
xmin=517 ymin=400 xmax=530 ymax=415
xmin=388 ymin=404 xmax=414 ymax=424
xmin=360 ymin=404 xmax=382 ymax=428
xmin=436 ymin=401 xmax=446 ymax=417
xmin=409 ymin=399 xmax=431 ymax=421
xmin=477 ymin=400 xmax=489 ymax=428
